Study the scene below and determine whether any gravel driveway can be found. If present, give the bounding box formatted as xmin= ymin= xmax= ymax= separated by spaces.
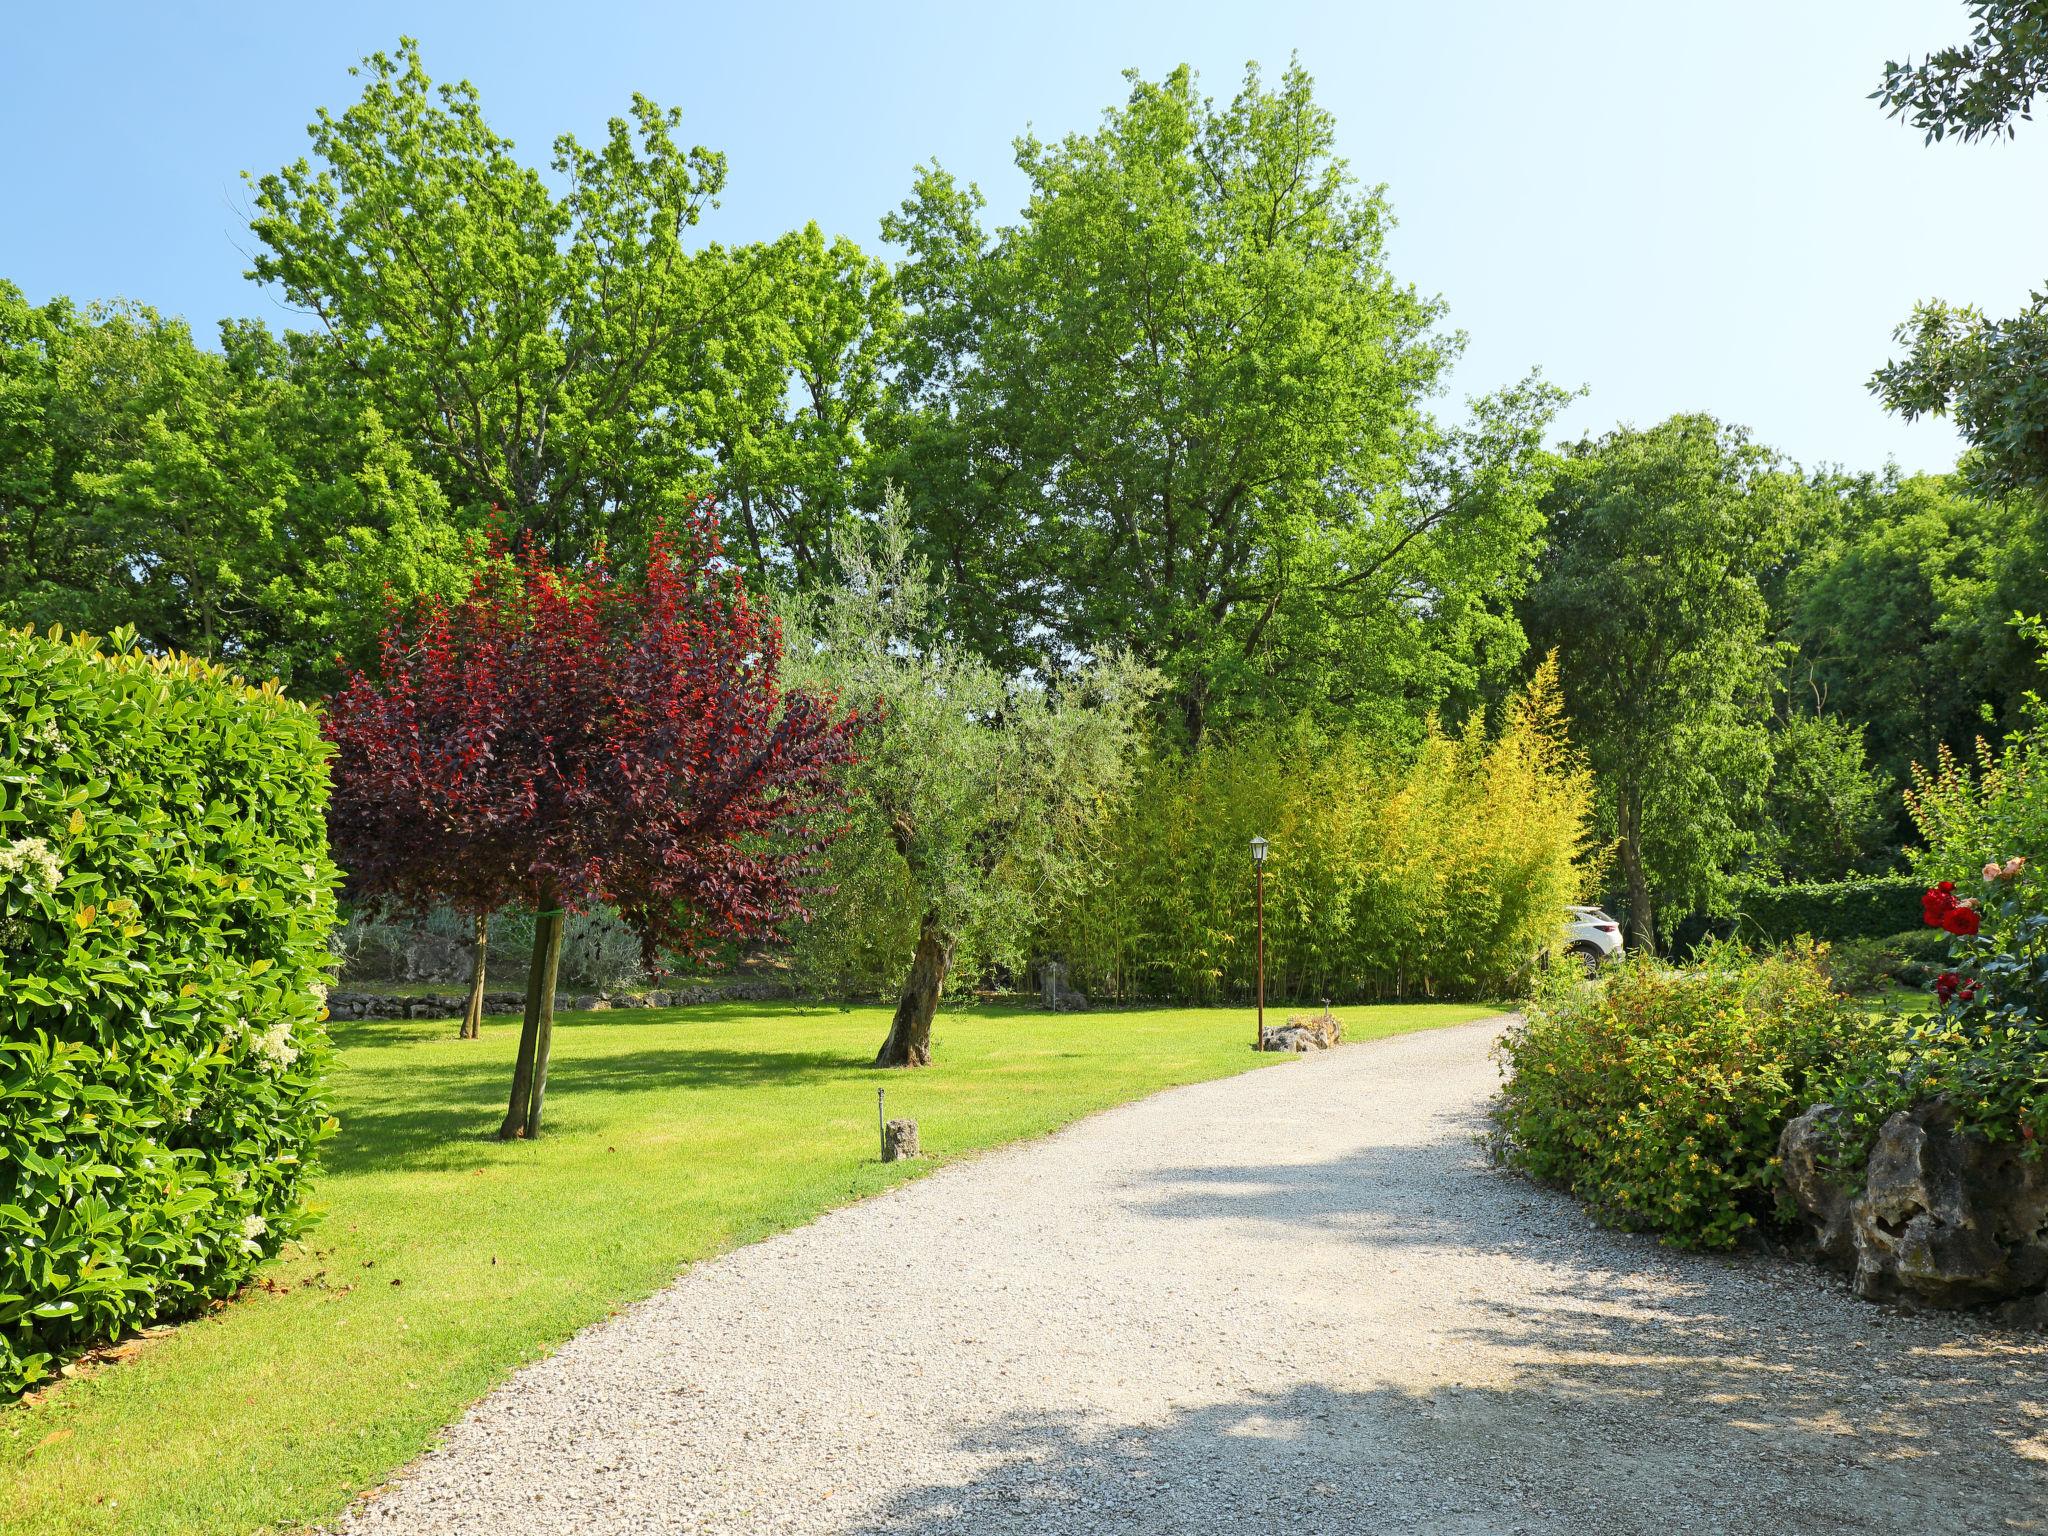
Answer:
xmin=340 ymin=1017 xmax=2048 ymax=1535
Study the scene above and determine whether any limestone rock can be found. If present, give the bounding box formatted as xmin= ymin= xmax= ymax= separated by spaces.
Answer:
xmin=1850 ymin=1104 xmax=2048 ymax=1308
xmin=1777 ymin=1104 xmax=1856 ymax=1270
xmin=1260 ymin=1007 xmax=1343 ymax=1053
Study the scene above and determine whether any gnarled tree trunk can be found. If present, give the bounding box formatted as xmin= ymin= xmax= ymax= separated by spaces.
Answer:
xmin=499 ymin=904 xmax=566 ymax=1138
xmin=459 ymin=911 xmax=489 ymax=1039
xmin=874 ymin=909 xmax=952 ymax=1067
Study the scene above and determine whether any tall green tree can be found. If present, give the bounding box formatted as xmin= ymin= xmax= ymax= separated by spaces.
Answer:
xmin=788 ymin=493 xmax=1153 ymax=1066
xmin=0 ymin=280 xmax=465 ymax=692
xmin=246 ymin=38 xmax=722 ymax=557
xmin=1523 ymin=415 xmax=1798 ymax=949
xmin=1873 ymin=3 xmax=2048 ymax=494
xmin=1776 ymin=472 xmax=2044 ymax=794
xmin=247 ymin=38 xmax=892 ymax=580
xmin=1754 ymin=712 xmax=1893 ymax=882
xmin=879 ymin=61 xmax=1562 ymax=742
xmin=681 ymin=224 xmax=899 ymax=587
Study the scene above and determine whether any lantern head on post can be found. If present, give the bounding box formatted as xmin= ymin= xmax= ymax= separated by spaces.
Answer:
xmin=1250 ymin=834 xmax=1268 ymax=865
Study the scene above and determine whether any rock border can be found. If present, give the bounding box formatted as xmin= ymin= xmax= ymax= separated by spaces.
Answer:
xmin=326 ymin=979 xmax=792 ymax=1021
xmin=1779 ymin=1099 xmax=2048 ymax=1323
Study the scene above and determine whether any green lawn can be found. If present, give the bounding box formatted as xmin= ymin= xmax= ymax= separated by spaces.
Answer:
xmin=1863 ymin=980 xmax=1935 ymax=1017
xmin=0 ymin=997 xmax=1499 ymax=1536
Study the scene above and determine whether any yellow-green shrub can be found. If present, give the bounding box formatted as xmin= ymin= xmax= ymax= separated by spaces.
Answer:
xmin=1044 ymin=659 xmax=1595 ymax=1002
xmin=1488 ymin=943 xmax=1886 ymax=1248
xmin=0 ymin=627 xmax=339 ymax=1394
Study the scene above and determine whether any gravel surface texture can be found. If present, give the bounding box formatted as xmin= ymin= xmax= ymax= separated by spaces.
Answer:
xmin=340 ymin=1017 xmax=2048 ymax=1535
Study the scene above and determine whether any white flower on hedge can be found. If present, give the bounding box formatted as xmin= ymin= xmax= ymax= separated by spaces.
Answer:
xmin=309 ymin=981 xmax=328 ymax=1007
xmin=30 ymin=719 xmax=63 ymax=750
xmin=0 ymin=836 xmax=63 ymax=895
xmin=240 ymin=1213 xmax=267 ymax=1256
xmin=250 ymin=1017 xmax=299 ymax=1070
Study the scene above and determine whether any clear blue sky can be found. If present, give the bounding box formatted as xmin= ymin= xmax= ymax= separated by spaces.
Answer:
xmin=5 ymin=0 xmax=2042 ymax=475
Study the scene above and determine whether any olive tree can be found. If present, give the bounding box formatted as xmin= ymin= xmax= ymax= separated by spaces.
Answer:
xmin=788 ymin=492 xmax=1153 ymax=1065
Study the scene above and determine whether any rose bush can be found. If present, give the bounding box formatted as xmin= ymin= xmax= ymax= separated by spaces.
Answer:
xmin=1821 ymin=864 xmax=2048 ymax=1165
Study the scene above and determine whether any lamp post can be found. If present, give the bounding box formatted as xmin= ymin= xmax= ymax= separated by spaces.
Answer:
xmin=1250 ymin=834 xmax=1268 ymax=1049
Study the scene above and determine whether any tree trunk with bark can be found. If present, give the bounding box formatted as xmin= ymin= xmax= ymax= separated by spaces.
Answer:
xmin=874 ymin=909 xmax=953 ymax=1067
xmin=459 ymin=910 xmax=489 ymax=1040
xmin=1617 ymin=786 xmax=1656 ymax=955
xmin=499 ymin=905 xmax=566 ymax=1138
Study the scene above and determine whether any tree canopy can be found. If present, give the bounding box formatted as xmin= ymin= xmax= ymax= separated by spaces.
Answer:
xmin=1522 ymin=415 xmax=1800 ymax=947
xmin=324 ymin=511 xmax=859 ymax=1130
xmin=786 ymin=493 xmax=1153 ymax=1065
xmin=247 ymin=38 xmax=895 ymax=586
xmin=1876 ymin=1 xmax=2048 ymax=143
xmin=1776 ymin=472 xmax=2045 ymax=793
xmin=11 ymin=28 xmax=2047 ymax=1003
xmin=1872 ymin=3 xmax=2048 ymax=496
xmin=0 ymin=280 xmax=466 ymax=693
xmin=878 ymin=61 xmax=1563 ymax=742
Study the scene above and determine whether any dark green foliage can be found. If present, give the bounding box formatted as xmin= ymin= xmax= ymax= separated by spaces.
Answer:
xmin=1777 ymin=474 xmax=2047 ymax=793
xmin=1821 ymin=929 xmax=1949 ymax=993
xmin=1876 ymin=1 xmax=2048 ymax=143
xmin=1755 ymin=713 xmax=1894 ymax=881
xmin=0 ymin=626 xmax=339 ymax=1395
xmin=1729 ymin=876 xmax=1926 ymax=945
xmin=0 ymin=280 xmax=471 ymax=695
xmin=1872 ymin=8 xmax=2048 ymax=496
xmin=1521 ymin=415 xmax=1796 ymax=949
xmin=1489 ymin=946 xmax=1886 ymax=1248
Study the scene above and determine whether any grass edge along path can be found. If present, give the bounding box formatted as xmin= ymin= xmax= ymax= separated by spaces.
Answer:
xmin=1 ymin=998 xmax=1501 ymax=1536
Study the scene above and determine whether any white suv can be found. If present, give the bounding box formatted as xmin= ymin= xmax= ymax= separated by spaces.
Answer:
xmin=1564 ymin=905 xmax=1624 ymax=973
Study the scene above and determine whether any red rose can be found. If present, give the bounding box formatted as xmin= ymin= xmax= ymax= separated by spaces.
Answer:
xmin=1934 ymin=969 xmax=1960 ymax=1002
xmin=1938 ymin=880 xmax=1956 ymax=893
xmin=1943 ymin=904 xmax=1981 ymax=937
xmin=1923 ymin=887 xmax=1957 ymax=926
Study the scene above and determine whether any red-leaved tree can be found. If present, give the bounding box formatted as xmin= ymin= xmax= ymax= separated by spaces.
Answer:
xmin=324 ymin=509 xmax=859 ymax=1138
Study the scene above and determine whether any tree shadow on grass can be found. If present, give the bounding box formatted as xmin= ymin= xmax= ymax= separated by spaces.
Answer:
xmin=325 ymin=1000 xmax=862 ymax=1054
xmin=318 ymin=998 xmax=1122 ymax=1175
xmin=320 ymin=1046 xmax=871 ymax=1175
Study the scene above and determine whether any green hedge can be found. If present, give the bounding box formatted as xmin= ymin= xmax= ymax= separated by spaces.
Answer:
xmin=0 ymin=627 xmax=338 ymax=1395
xmin=1490 ymin=945 xmax=1890 ymax=1247
xmin=1729 ymin=876 xmax=1924 ymax=945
